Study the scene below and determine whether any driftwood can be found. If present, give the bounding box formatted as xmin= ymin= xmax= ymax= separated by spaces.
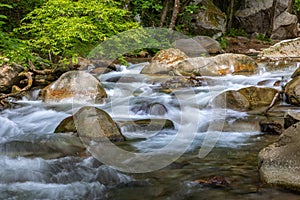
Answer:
xmin=0 ymin=72 xmax=33 ymax=101
xmin=28 ymin=60 xmax=54 ymax=75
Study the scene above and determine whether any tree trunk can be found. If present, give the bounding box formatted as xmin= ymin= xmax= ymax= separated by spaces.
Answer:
xmin=160 ymin=0 xmax=171 ymax=27
xmin=267 ymin=0 xmax=277 ymax=37
xmin=169 ymin=0 xmax=180 ymax=30
xmin=227 ymin=0 xmax=234 ymax=31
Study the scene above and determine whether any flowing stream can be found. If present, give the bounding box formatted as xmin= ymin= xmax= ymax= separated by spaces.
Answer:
xmin=0 ymin=61 xmax=300 ymax=199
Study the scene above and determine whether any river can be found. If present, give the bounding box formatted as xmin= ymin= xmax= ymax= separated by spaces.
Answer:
xmin=0 ymin=61 xmax=300 ymax=199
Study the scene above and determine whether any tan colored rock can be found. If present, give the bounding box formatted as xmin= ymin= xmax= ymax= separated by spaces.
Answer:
xmin=142 ymin=52 xmax=258 ymax=76
xmin=141 ymin=48 xmax=188 ymax=75
xmin=285 ymin=76 xmax=300 ymax=106
xmin=259 ymin=38 xmax=300 ymax=59
xmin=258 ymin=122 xmax=300 ymax=191
xmin=39 ymin=71 xmax=107 ymax=104
xmin=0 ymin=64 xmax=23 ymax=93
xmin=73 ymin=106 xmax=125 ymax=142
xmin=211 ymin=86 xmax=279 ymax=111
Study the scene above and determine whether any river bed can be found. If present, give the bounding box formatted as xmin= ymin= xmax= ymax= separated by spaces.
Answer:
xmin=0 ymin=61 xmax=300 ymax=199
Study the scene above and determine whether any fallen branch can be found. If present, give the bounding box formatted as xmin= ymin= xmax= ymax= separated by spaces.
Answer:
xmin=28 ymin=60 xmax=54 ymax=75
xmin=263 ymin=91 xmax=282 ymax=115
xmin=0 ymin=72 xmax=33 ymax=100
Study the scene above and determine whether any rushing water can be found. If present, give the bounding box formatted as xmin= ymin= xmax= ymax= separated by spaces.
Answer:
xmin=0 ymin=61 xmax=300 ymax=199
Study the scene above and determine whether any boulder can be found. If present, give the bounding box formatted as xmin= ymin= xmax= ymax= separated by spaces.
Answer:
xmin=192 ymin=36 xmax=222 ymax=54
xmin=117 ymin=119 xmax=175 ymax=133
xmin=284 ymin=112 xmax=300 ymax=129
xmin=39 ymin=71 xmax=107 ymax=104
xmin=175 ymin=36 xmax=222 ymax=57
xmin=258 ymin=122 xmax=300 ymax=191
xmin=140 ymin=48 xmax=188 ymax=75
xmin=142 ymin=52 xmax=258 ymax=76
xmin=0 ymin=133 xmax=86 ymax=159
xmin=190 ymin=0 xmax=226 ymax=36
xmin=55 ymin=106 xmax=125 ymax=142
xmin=236 ymin=0 xmax=298 ymax=39
xmin=0 ymin=64 xmax=23 ymax=93
xmin=259 ymin=38 xmax=300 ymax=59
xmin=131 ymin=102 xmax=168 ymax=116
xmin=73 ymin=106 xmax=125 ymax=142
xmin=235 ymin=0 xmax=273 ymax=34
xmin=271 ymin=11 xmax=299 ymax=40
xmin=259 ymin=120 xmax=283 ymax=134
xmin=285 ymin=76 xmax=300 ymax=106
xmin=177 ymin=53 xmax=258 ymax=76
xmin=211 ymin=86 xmax=279 ymax=111
xmin=55 ymin=116 xmax=76 ymax=133
xmin=291 ymin=65 xmax=300 ymax=78
xmin=175 ymin=38 xmax=208 ymax=57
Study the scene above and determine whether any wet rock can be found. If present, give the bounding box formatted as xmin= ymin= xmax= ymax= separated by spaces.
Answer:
xmin=176 ymin=53 xmax=258 ymax=76
xmin=284 ymin=112 xmax=300 ymax=129
xmin=211 ymin=86 xmax=279 ymax=111
xmin=291 ymin=65 xmax=300 ymax=79
xmin=285 ymin=76 xmax=300 ymax=106
xmin=0 ymin=64 xmax=23 ymax=93
xmin=131 ymin=102 xmax=168 ymax=116
xmin=190 ymin=0 xmax=226 ymax=36
xmin=259 ymin=38 xmax=300 ymax=60
xmin=0 ymin=133 xmax=86 ymax=159
xmin=73 ymin=106 xmax=125 ymax=142
xmin=141 ymin=48 xmax=188 ymax=75
xmin=160 ymin=76 xmax=204 ymax=90
xmin=117 ymin=119 xmax=175 ymax=133
xmin=39 ymin=71 xmax=107 ymax=104
xmin=143 ymin=52 xmax=258 ymax=76
xmin=194 ymin=176 xmax=231 ymax=188
xmin=56 ymin=106 xmax=125 ymax=142
xmin=258 ymin=122 xmax=300 ymax=191
xmin=259 ymin=120 xmax=283 ymax=135
xmin=55 ymin=116 xmax=76 ymax=133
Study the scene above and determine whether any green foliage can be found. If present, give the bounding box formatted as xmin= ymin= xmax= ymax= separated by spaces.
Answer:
xmin=294 ymin=0 xmax=300 ymax=11
xmin=128 ymin=0 xmax=163 ymax=26
xmin=0 ymin=3 xmax=32 ymax=67
xmin=255 ymin=33 xmax=272 ymax=42
xmin=227 ymin=28 xmax=247 ymax=37
xmin=0 ymin=0 xmax=46 ymax=32
xmin=217 ymin=37 xmax=229 ymax=49
xmin=17 ymin=0 xmax=139 ymax=60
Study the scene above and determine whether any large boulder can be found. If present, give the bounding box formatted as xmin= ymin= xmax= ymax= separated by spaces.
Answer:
xmin=211 ymin=86 xmax=279 ymax=111
xmin=140 ymin=48 xmax=188 ymax=75
xmin=284 ymin=111 xmax=300 ymax=129
xmin=258 ymin=122 xmax=300 ymax=191
xmin=271 ymin=11 xmax=299 ymax=40
xmin=56 ymin=106 xmax=125 ymax=142
xmin=235 ymin=0 xmax=298 ymax=39
xmin=176 ymin=53 xmax=258 ymax=76
xmin=285 ymin=75 xmax=300 ymax=106
xmin=142 ymin=51 xmax=258 ymax=76
xmin=0 ymin=64 xmax=23 ymax=93
xmin=175 ymin=36 xmax=222 ymax=57
xmin=39 ymin=71 xmax=107 ymax=104
xmin=259 ymin=38 xmax=300 ymax=59
xmin=190 ymin=0 xmax=227 ymax=36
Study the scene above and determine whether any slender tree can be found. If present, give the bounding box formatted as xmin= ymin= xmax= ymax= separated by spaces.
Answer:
xmin=169 ymin=0 xmax=180 ymax=29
